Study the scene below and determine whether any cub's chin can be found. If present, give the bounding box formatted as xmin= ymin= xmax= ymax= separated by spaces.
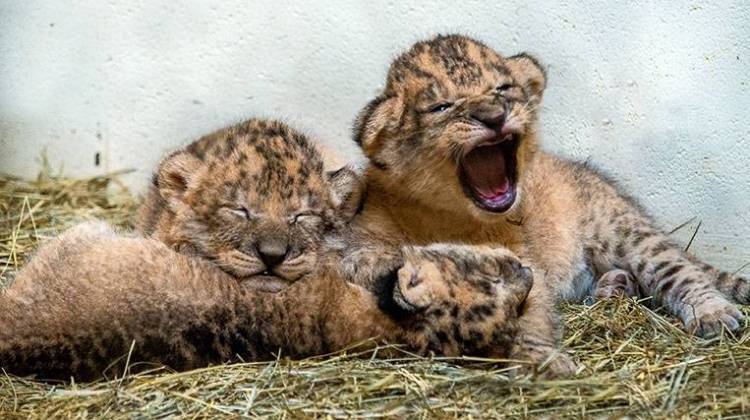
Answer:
xmin=458 ymin=185 xmax=523 ymax=224
xmin=240 ymin=275 xmax=294 ymax=293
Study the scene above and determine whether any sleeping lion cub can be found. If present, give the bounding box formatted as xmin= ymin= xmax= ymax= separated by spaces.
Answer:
xmin=137 ymin=118 xmax=365 ymax=291
xmin=0 ymin=222 xmax=532 ymax=381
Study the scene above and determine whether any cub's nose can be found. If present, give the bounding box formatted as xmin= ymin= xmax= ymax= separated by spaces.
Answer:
xmin=471 ymin=111 xmax=505 ymax=130
xmin=257 ymin=239 xmax=289 ymax=268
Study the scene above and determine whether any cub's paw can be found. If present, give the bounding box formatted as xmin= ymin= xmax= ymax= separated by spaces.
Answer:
xmin=392 ymin=266 xmax=432 ymax=312
xmin=376 ymin=248 xmax=446 ymax=315
xmin=391 ymin=251 xmax=445 ymax=312
xmin=680 ymin=291 xmax=745 ymax=338
xmin=539 ymin=350 xmax=578 ymax=378
xmin=594 ymin=269 xmax=638 ymax=300
xmin=341 ymin=247 xmax=404 ymax=289
xmin=509 ymin=343 xmax=577 ymax=379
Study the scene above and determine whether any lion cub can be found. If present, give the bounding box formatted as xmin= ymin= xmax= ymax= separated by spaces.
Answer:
xmin=0 ymin=222 xmax=532 ymax=381
xmin=350 ymin=34 xmax=748 ymax=375
xmin=137 ymin=118 xmax=364 ymax=292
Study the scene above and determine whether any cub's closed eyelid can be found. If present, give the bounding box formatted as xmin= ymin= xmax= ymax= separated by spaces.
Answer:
xmin=496 ymin=83 xmax=514 ymax=92
xmin=426 ymin=102 xmax=454 ymax=113
xmin=291 ymin=212 xmax=322 ymax=225
xmin=226 ymin=207 xmax=254 ymax=220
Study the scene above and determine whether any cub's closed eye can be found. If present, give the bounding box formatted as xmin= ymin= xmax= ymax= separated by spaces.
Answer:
xmin=292 ymin=213 xmax=322 ymax=225
xmin=429 ymin=103 xmax=453 ymax=113
xmin=496 ymin=84 xmax=513 ymax=92
xmin=228 ymin=207 xmax=253 ymax=220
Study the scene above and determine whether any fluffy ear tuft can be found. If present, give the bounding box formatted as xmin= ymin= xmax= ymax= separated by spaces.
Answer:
xmin=506 ymin=53 xmax=547 ymax=102
xmin=155 ymin=151 xmax=203 ymax=201
xmin=326 ymin=165 xmax=366 ymax=222
xmin=352 ymin=95 xmax=402 ymax=156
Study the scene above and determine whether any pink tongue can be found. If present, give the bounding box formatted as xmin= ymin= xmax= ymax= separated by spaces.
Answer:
xmin=463 ymin=144 xmax=509 ymax=198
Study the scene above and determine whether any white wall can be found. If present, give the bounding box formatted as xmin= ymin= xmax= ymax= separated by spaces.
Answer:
xmin=1 ymin=1 xmax=748 ymax=270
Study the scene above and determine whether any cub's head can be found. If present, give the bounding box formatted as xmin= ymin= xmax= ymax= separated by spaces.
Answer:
xmin=383 ymin=244 xmax=533 ymax=357
xmin=147 ymin=119 xmax=362 ymax=289
xmin=354 ymin=34 xmax=545 ymax=221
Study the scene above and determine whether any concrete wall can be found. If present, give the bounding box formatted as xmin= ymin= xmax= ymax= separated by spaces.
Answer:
xmin=1 ymin=0 xmax=748 ymax=270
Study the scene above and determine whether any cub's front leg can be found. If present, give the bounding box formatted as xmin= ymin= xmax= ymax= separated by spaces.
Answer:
xmin=508 ymin=274 xmax=577 ymax=378
xmin=338 ymin=241 xmax=405 ymax=289
xmin=579 ymin=164 xmax=746 ymax=337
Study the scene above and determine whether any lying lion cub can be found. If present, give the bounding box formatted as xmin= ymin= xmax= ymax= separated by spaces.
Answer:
xmin=136 ymin=118 xmax=366 ymax=292
xmin=0 ymin=222 xmax=532 ymax=381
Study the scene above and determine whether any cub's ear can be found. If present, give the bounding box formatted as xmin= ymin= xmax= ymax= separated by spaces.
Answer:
xmin=352 ymin=95 xmax=403 ymax=156
xmin=326 ymin=165 xmax=366 ymax=222
xmin=506 ymin=53 xmax=546 ymax=102
xmin=154 ymin=151 xmax=203 ymax=202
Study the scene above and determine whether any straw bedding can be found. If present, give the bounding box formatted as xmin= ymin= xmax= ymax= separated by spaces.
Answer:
xmin=1 ymin=171 xmax=748 ymax=418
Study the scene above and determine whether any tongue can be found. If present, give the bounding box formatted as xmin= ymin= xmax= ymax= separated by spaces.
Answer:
xmin=463 ymin=144 xmax=509 ymax=198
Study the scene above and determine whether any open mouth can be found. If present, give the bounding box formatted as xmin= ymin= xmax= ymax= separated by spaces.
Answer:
xmin=458 ymin=134 xmax=519 ymax=213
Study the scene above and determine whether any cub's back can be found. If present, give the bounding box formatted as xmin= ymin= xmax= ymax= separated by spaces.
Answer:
xmin=4 ymin=221 xmax=237 ymax=313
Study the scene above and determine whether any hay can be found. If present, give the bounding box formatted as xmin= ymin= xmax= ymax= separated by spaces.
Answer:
xmin=0 ymin=173 xmax=748 ymax=419
xmin=0 ymin=169 xmax=137 ymax=288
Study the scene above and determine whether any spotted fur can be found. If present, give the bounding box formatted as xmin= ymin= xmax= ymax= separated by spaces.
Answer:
xmin=350 ymin=34 xmax=747 ymax=376
xmin=137 ymin=118 xmax=363 ymax=291
xmin=594 ymin=269 xmax=639 ymax=300
xmin=0 ymin=223 xmax=531 ymax=381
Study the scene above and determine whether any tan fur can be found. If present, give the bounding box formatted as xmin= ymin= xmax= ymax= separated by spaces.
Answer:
xmin=350 ymin=34 xmax=748 ymax=376
xmin=137 ymin=118 xmax=363 ymax=291
xmin=594 ymin=269 xmax=639 ymax=300
xmin=0 ymin=222 xmax=531 ymax=381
